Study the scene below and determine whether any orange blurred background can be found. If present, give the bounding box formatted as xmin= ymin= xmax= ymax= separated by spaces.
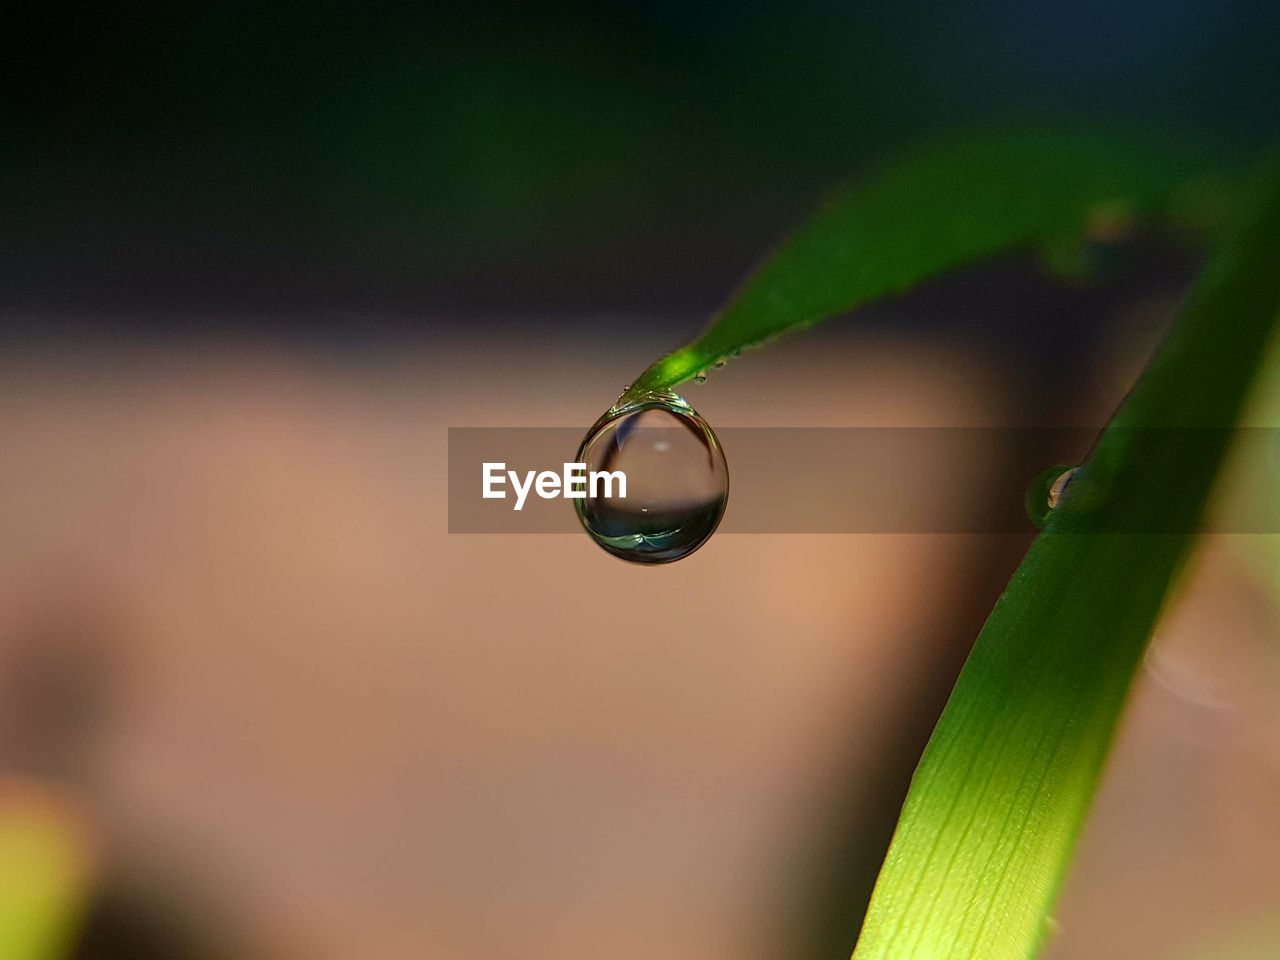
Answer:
xmin=1 ymin=302 xmax=1278 ymax=959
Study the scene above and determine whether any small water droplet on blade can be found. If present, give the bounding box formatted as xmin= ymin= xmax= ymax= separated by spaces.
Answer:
xmin=1025 ymin=464 xmax=1080 ymax=528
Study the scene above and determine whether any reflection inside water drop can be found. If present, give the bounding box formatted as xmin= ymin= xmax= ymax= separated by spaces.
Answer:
xmin=574 ymin=390 xmax=728 ymax=564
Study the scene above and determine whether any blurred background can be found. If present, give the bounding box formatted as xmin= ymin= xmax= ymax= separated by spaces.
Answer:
xmin=2 ymin=3 xmax=1280 ymax=958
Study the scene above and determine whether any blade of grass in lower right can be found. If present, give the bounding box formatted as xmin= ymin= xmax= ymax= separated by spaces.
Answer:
xmin=851 ymin=154 xmax=1280 ymax=960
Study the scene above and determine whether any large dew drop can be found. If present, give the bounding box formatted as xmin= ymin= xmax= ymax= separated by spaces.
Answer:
xmin=574 ymin=389 xmax=728 ymax=564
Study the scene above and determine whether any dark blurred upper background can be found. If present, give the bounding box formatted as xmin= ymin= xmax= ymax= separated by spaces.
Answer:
xmin=4 ymin=1 xmax=1280 ymax=329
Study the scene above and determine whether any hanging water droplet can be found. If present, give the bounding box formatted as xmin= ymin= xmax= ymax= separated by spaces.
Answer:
xmin=712 ymin=358 xmax=726 ymax=369
xmin=1025 ymin=464 xmax=1080 ymax=528
xmin=692 ymin=372 xmax=707 ymax=383
xmin=574 ymin=389 xmax=728 ymax=564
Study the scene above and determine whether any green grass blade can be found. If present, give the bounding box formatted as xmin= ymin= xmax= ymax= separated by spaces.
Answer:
xmin=851 ymin=157 xmax=1280 ymax=960
xmin=627 ymin=129 xmax=1219 ymax=395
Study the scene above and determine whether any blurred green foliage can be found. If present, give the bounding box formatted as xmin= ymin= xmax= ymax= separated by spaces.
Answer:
xmin=626 ymin=128 xmax=1225 ymax=392
xmin=0 ymin=785 xmax=92 ymax=960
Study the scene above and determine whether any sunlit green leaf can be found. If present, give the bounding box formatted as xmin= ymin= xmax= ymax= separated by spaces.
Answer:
xmin=627 ymin=129 xmax=1222 ymax=395
xmin=851 ymin=156 xmax=1280 ymax=960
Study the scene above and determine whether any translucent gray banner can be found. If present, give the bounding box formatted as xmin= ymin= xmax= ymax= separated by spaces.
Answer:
xmin=448 ymin=427 xmax=1280 ymax=533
